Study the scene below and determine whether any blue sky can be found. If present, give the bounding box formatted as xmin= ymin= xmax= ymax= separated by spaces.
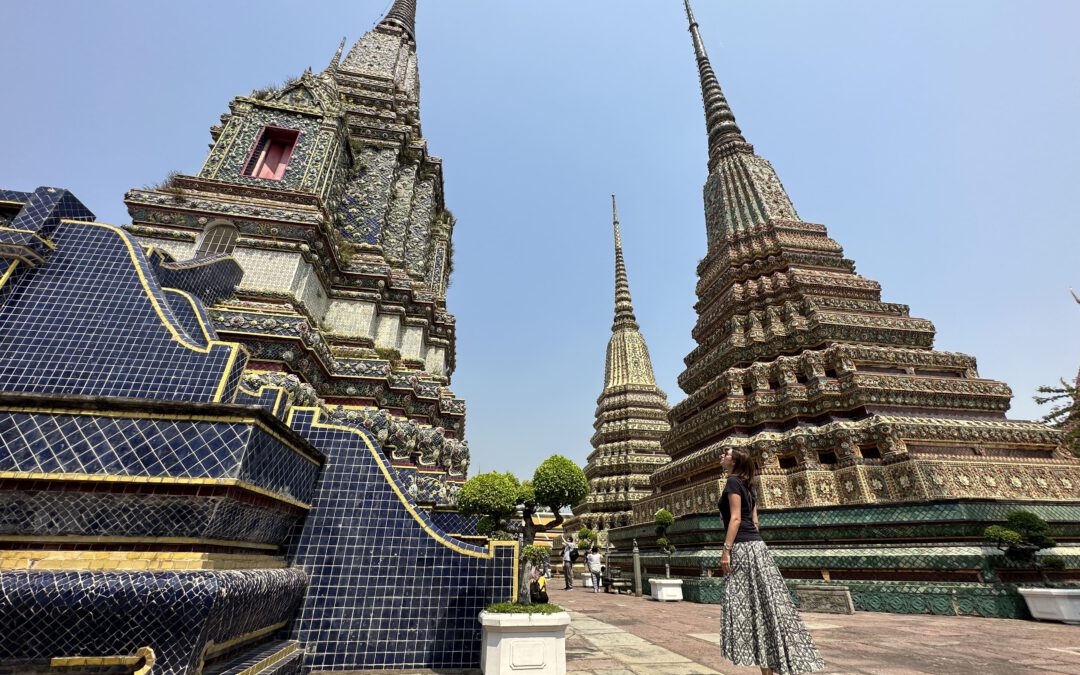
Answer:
xmin=3 ymin=1 xmax=1079 ymax=479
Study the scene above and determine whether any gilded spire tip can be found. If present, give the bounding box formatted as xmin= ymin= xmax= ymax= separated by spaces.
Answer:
xmin=682 ymin=0 xmax=750 ymax=164
xmin=611 ymin=194 xmax=638 ymax=332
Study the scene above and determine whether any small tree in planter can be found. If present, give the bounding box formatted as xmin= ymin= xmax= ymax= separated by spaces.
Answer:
xmin=985 ymin=510 xmax=1077 ymax=623
xmin=459 ymin=455 xmax=588 ymax=603
xmin=655 ymin=509 xmax=677 ymax=578
xmin=984 ymin=510 xmax=1064 ymax=586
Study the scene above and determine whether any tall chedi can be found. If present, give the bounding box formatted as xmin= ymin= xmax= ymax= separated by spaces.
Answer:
xmin=123 ymin=0 xmax=471 ymax=504
xmin=621 ymin=1 xmax=1080 ymax=615
xmin=576 ymin=196 xmax=672 ymax=533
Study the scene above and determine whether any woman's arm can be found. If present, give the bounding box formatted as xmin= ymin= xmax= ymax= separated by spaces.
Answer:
xmin=721 ymin=491 xmax=741 ymax=574
xmin=752 ymin=503 xmax=760 ymax=531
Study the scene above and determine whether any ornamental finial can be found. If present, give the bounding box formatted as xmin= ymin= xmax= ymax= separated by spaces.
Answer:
xmin=682 ymin=0 xmax=750 ymax=165
xmin=329 ymin=36 xmax=347 ymax=71
xmin=612 ymin=194 xmax=639 ymax=332
xmin=379 ymin=0 xmax=417 ymax=41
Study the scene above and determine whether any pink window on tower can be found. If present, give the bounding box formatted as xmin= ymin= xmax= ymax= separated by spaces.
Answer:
xmin=242 ymin=127 xmax=300 ymax=180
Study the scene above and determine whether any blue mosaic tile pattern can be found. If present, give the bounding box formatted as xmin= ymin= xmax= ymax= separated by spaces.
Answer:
xmin=8 ymin=186 xmax=95 ymax=238
xmin=0 ymin=488 xmax=298 ymax=544
xmin=0 ymin=190 xmax=32 ymax=204
xmin=0 ymin=220 xmax=243 ymax=402
xmin=164 ymin=288 xmax=213 ymax=348
xmin=0 ymin=411 xmax=321 ymax=507
xmin=236 ymin=385 xmax=288 ymax=418
xmin=285 ymin=408 xmax=516 ymax=670
xmin=0 ymin=568 xmax=307 ymax=674
xmin=150 ymin=248 xmax=244 ymax=308
xmin=429 ymin=509 xmax=482 ymax=537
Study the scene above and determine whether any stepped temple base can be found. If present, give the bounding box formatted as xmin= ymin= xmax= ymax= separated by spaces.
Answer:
xmin=607 ymin=501 xmax=1080 ymax=619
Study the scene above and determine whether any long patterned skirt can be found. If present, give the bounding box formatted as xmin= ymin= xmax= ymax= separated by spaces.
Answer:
xmin=721 ymin=540 xmax=825 ymax=674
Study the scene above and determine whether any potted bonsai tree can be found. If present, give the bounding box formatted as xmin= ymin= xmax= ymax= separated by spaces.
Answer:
xmin=984 ymin=510 xmax=1076 ymax=624
xmin=464 ymin=455 xmax=587 ymax=674
xmin=649 ymin=509 xmax=683 ymax=601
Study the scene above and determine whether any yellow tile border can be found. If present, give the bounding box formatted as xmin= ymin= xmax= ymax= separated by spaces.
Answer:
xmin=162 ymin=288 xmax=214 ymax=344
xmin=202 ymin=621 xmax=288 ymax=659
xmin=287 ymin=407 xmax=519 ymax=600
xmin=0 ymin=550 xmax=287 ymax=571
xmin=0 ymin=534 xmax=278 ymax=551
xmin=0 ymin=470 xmax=311 ymax=511
xmin=0 ymin=260 xmax=18 ymax=290
xmin=234 ymin=642 xmax=297 ymax=675
xmin=0 ymin=224 xmax=56 ymax=250
xmin=59 ymin=220 xmax=243 ymax=403
xmin=52 ymin=646 xmax=155 ymax=674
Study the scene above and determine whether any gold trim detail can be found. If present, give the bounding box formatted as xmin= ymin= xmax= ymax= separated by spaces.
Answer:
xmin=0 ymin=534 xmax=278 ymax=551
xmin=0 ymin=550 xmax=286 ymax=571
xmin=0 ymin=260 xmax=18 ymax=289
xmin=234 ymin=643 xmax=297 ymax=675
xmin=202 ymin=621 xmax=288 ymax=659
xmin=59 ymin=220 xmax=243 ymax=403
xmin=51 ymin=646 xmax=155 ymax=673
xmin=163 ymin=288 xmax=214 ymax=344
xmin=0 ymin=224 xmax=56 ymax=250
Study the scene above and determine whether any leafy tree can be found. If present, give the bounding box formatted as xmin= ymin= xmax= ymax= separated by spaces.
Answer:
xmin=457 ymin=455 xmax=588 ymax=604
xmin=457 ymin=471 xmax=520 ymax=536
xmin=984 ymin=510 xmax=1064 ymax=586
xmin=655 ymin=508 xmax=676 ymax=554
xmin=576 ymin=527 xmax=598 ymax=550
xmin=520 ymin=455 xmax=589 ymax=547
xmin=1035 ymin=378 xmax=1080 ymax=458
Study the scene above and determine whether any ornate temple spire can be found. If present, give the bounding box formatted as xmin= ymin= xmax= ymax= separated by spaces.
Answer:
xmin=379 ymin=0 xmax=417 ymax=40
xmin=611 ymin=194 xmax=639 ymax=332
xmin=682 ymin=0 xmax=751 ymax=163
xmin=328 ymin=36 xmax=347 ymax=71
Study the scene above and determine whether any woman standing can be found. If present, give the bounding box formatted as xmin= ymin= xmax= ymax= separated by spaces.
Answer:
xmin=718 ymin=448 xmax=824 ymax=675
xmin=585 ymin=545 xmax=603 ymax=593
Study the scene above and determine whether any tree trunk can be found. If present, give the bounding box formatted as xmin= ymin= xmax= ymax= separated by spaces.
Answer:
xmin=520 ymin=559 xmax=534 ymax=605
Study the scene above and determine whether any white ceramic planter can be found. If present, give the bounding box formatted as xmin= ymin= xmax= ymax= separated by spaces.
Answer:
xmin=649 ymin=577 xmax=683 ymax=602
xmin=1018 ymin=588 xmax=1080 ymax=625
xmin=479 ymin=611 xmax=571 ymax=675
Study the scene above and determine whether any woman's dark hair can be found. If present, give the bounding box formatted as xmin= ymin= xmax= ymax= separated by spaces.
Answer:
xmin=729 ymin=448 xmax=758 ymax=491
xmin=591 ymin=545 xmax=598 ymax=553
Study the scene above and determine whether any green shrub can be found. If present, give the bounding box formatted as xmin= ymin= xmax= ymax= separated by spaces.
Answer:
xmin=522 ymin=544 xmax=550 ymax=568
xmin=533 ymin=456 xmax=589 ymax=511
xmin=984 ymin=510 xmax=1060 ymax=585
xmin=485 ymin=602 xmax=563 ymax=614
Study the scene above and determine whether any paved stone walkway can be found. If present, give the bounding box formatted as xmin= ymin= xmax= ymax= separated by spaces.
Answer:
xmin=555 ymin=585 xmax=1080 ymax=674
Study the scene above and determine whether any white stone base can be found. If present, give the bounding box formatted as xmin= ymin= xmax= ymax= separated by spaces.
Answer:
xmin=480 ymin=611 xmax=571 ymax=675
xmin=1018 ymin=587 xmax=1080 ymax=625
xmin=649 ymin=578 xmax=683 ymax=602
xmin=580 ymin=572 xmax=593 ymax=588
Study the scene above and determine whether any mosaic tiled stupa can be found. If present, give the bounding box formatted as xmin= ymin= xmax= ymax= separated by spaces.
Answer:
xmin=0 ymin=2 xmax=516 ymax=672
xmin=125 ymin=0 xmax=468 ymax=507
xmin=611 ymin=1 xmax=1080 ymax=617
xmin=575 ymin=196 xmax=671 ymax=533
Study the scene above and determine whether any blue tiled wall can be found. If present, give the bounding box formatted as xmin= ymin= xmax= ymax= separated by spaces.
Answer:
xmin=0 ymin=568 xmax=307 ymax=674
xmin=0 ymin=220 xmax=244 ymax=402
xmin=285 ymin=408 xmax=516 ymax=670
xmin=0 ymin=411 xmax=320 ymax=505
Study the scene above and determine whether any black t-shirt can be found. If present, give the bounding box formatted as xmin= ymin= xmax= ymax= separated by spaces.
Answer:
xmin=719 ymin=476 xmax=763 ymax=543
